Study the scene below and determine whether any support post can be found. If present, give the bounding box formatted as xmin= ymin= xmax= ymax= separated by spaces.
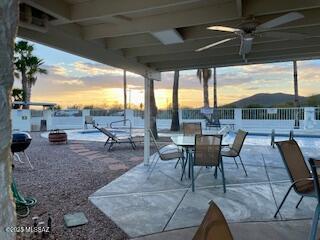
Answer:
xmin=123 ymin=70 xmax=127 ymax=125
xmin=144 ymin=77 xmax=151 ymax=165
xmin=293 ymin=60 xmax=300 ymax=129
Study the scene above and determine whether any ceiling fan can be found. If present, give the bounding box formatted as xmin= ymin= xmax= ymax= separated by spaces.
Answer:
xmin=196 ymin=12 xmax=306 ymax=61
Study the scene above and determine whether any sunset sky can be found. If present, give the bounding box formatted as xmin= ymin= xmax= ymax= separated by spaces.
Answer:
xmin=14 ymin=38 xmax=320 ymax=109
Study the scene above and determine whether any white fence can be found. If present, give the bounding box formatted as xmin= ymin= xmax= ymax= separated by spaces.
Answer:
xmin=11 ymin=107 xmax=320 ymax=132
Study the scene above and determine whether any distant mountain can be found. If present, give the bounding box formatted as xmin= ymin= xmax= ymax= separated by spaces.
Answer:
xmin=224 ymin=93 xmax=308 ymax=108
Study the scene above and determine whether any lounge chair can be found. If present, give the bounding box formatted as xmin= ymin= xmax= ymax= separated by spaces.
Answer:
xmin=308 ymin=158 xmax=320 ymax=240
xmin=94 ymin=125 xmax=136 ymax=151
xmin=191 ymin=134 xmax=224 ymax=192
xmin=193 ymin=200 xmax=233 ymax=240
xmin=148 ymin=129 xmax=185 ymax=179
xmin=274 ymin=140 xmax=314 ymax=218
xmin=221 ymin=130 xmax=248 ymax=176
xmin=182 ymin=122 xmax=202 ymax=135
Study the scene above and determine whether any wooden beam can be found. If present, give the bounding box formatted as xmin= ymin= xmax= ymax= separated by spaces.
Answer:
xmin=17 ymin=25 xmax=159 ymax=78
xmin=22 ymin=0 xmax=70 ymax=22
xmin=151 ymin=46 xmax=320 ymax=70
xmin=105 ymin=33 xmax=160 ymax=49
xmin=83 ymin=2 xmax=238 ymax=39
xmin=71 ymin=0 xmax=202 ymax=22
xmin=138 ymin=37 xmax=320 ymax=63
xmin=244 ymin=0 xmax=320 ymax=16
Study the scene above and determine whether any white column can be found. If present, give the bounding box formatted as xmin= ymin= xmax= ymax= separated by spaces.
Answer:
xmin=304 ymin=107 xmax=315 ymax=129
xmin=123 ymin=70 xmax=127 ymax=124
xmin=144 ymin=76 xmax=151 ymax=165
xmin=234 ymin=108 xmax=242 ymax=130
xmin=43 ymin=109 xmax=53 ymax=131
xmin=82 ymin=109 xmax=91 ymax=129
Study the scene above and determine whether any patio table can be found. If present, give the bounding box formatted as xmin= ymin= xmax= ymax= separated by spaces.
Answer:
xmin=171 ymin=134 xmax=226 ymax=179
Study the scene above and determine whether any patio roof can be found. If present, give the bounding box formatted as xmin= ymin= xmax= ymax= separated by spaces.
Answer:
xmin=18 ymin=0 xmax=320 ymax=77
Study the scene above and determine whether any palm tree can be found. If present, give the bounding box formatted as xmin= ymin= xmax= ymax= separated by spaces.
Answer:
xmin=293 ymin=60 xmax=299 ymax=107
xmin=14 ymin=40 xmax=47 ymax=109
xmin=171 ymin=70 xmax=180 ymax=131
xmin=196 ymin=68 xmax=212 ymax=108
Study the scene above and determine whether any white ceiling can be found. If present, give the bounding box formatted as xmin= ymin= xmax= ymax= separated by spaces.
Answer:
xmin=18 ymin=0 xmax=320 ymax=78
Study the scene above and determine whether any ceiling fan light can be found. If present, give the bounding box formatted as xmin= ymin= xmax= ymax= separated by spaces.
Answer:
xmin=207 ymin=26 xmax=241 ymax=33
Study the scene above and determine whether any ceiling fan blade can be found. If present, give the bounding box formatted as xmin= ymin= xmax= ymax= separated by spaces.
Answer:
xmin=195 ymin=37 xmax=237 ymax=52
xmin=207 ymin=25 xmax=242 ymax=33
xmin=257 ymin=12 xmax=304 ymax=30
xmin=260 ymin=31 xmax=307 ymax=40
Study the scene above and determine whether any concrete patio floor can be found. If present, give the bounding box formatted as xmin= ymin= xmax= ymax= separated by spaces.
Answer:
xmin=89 ymin=144 xmax=320 ymax=239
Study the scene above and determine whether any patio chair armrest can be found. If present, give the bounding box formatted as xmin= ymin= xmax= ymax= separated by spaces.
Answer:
xmin=291 ymin=178 xmax=314 ymax=187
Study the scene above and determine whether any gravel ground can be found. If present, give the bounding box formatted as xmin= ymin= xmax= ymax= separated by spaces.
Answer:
xmin=14 ymin=132 xmax=150 ymax=240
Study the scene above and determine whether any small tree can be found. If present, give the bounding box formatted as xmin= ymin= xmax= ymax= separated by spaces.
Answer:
xmin=14 ymin=40 xmax=47 ymax=109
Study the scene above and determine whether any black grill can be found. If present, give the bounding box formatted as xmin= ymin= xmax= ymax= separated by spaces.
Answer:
xmin=11 ymin=132 xmax=32 ymax=153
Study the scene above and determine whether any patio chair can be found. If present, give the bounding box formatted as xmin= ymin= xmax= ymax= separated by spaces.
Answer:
xmin=191 ymin=134 xmax=224 ymax=192
xmin=94 ymin=125 xmax=136 ymax=151
xmin=193 ymin=200 xmax=233 ymax=240
xmin=273 ymin=140 xmax=314 ymax=218
xmin=183 ymin=122 xmax=202 ymax=135
xmin=174 ymin=122 xmax=202 ymax=169
xmin=148 ymin=129 xmax=185 ymax=179
xmin=308 ymin=158 xmax=320 ymax=240
xmin=221 ymin=130 xmax=248 ymax=176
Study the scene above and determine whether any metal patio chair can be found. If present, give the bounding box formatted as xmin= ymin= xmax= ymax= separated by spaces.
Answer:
xmin=221 ymin=129 xmax=248 ymax=176
xmin=148 ymin=129 xmax=185 ymax=179
xmin=94 ymin=125 xmax=136 ymax=151
xmin=193 ymin=200 xmax=233 ymax=240
xmin=174 ymin=122 xmax=203 ymax=169
xmin=191 ymin=134 xmax=224 ymax=192
xmin=308 ymin=158 xmax=320 ymax=240
xmin=274 ymin=140 xmax=315 ymax=218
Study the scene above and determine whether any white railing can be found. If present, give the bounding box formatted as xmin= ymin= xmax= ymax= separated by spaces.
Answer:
xmin=241 ymin=108 xmax=304 ymax=120
xmin=181 ymin=108 xmax=234 ymax=120
xmin=11 ymin=107 xmax=320 ymax=132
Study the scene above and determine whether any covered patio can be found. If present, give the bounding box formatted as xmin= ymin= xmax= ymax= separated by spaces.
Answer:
xmin=89 ymin=143 xmax=319 ymax=239
xmin=2 ymin=0 xmax=320 ymax=240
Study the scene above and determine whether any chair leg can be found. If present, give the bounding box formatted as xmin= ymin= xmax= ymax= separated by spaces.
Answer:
xmin=180 ymin=158 xmax=187 ymax=181
xmin=147 ymin=155 xmax=161 ymax=179
xmin=233 ymin=157 xmax=239 ymax=168
xmin=104 ymin=137 xmax=110 ymax=147
xmin=214 ymin=166 xmax=218 ymax=179
xmin=296 ymin=196 xmax=304 ymax=208
xmin=238 ymin=155 xmax=248 ymax=176
xmin=174 ymin=159 xmax=180 ymax=169
xmin=129 ymin=139 xmax=136 ymax=150
xmin=309 ymin=203 xmax=320 ymax=240
xmin=274 ymin=186 xmax=294 ymax=218
xmin=220 ymin=159 xmax=226 ymax=193
xmin=191 ymin=159 xmax=195 ymax=192
xmin=108 ymin=141 xmax=114 ymax=151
